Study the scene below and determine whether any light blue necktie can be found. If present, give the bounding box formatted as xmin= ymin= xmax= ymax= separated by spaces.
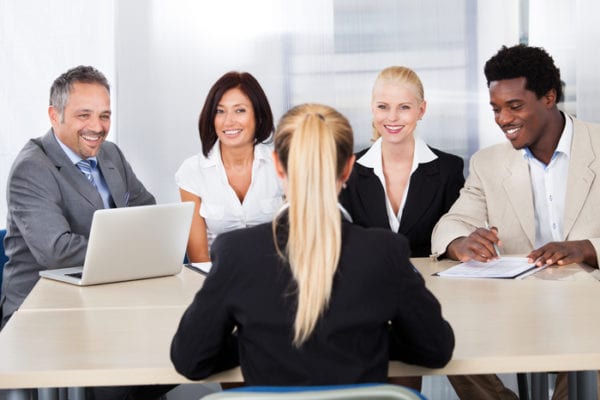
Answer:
xmin=76 ymin=159 xmax=97 ymax=188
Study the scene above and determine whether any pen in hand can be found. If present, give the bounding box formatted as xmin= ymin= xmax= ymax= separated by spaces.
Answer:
xmin=484 ymin=221 xmax=501 ymax=257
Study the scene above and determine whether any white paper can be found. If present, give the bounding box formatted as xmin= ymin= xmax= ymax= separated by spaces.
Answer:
xmin=437 ymin=257 xmax=539 ymax=279
xmin=185 ymin=262 xmax=212 ymax=274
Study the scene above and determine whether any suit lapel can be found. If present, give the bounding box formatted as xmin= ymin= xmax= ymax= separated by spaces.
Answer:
xmin=400 ymin=159 xmax=439 ymax=234
xmin=502 ymin=147 xmax=536 ymax=248
xmin=40 ymin=131 xmax=104 ymax=208
xmin=563 ymin=119 xmax=595 ymax=238
xmin=354 ymin=164 xmax=391 ymax=229
xmin=97 ymin=152 xmax=127 ymax=207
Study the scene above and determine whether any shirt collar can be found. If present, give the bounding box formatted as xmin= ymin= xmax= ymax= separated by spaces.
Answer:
xmin=356 ymin=137 xmax=383 ymax=169
xmin=414 ymin=136 xmax=438 ymax=164
xmin=357 ymin=136 xmax=438 ymax=173
xmin=52 ymin=130 xmax=98 ymax=166
xmin=522 ymin=112 xmax=573 ymax=162
xmin=253 ymin=141 xmax=273 ymax=162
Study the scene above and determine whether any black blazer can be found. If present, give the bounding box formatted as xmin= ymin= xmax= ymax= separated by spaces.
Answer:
xmin=340 ymin=146 xmax=464 ymax=257
xmin=171 ymin=217 xmax=454 ymax=385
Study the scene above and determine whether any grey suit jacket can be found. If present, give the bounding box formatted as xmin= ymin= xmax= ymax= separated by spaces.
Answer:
xmin=432 ymin=117 xmax=600 ymax=260
xmin=1 ymin=130 xmax=155 ymax=325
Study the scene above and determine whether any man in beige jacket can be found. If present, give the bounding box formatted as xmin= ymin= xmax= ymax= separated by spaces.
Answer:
xmin=432 ymin=44 xmax=600 ymax=399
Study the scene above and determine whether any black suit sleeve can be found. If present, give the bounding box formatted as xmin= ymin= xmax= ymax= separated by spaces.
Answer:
xmin=386 ymin=237 xmax=455 ymax=368
xmin=441 ymin=153 xmax=465 ymax=213
xmin=170 ymin=236 xmax=240 ymax=379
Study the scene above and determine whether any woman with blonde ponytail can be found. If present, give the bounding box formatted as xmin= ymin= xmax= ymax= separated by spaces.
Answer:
xmin=273 ymin=104 xmax=354 ymax=346
xmin=171 ymin=103 xmax=454 ymax=386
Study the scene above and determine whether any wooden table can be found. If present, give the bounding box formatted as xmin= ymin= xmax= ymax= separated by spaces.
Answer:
xmin=1 ymin=259 xmax=599 ymax=399
xmin=19 ymin=267 xmax=206 ymax=311
xmin=397 ymin=259 xmax=600 ymax=374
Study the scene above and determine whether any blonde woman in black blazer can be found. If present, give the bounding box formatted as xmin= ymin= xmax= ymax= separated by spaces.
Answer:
xmin=340 ymin=66 xmax=464 ymax=258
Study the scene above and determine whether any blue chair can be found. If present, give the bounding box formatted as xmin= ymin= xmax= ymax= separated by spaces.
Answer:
xmin=202 ymin=384 xmax=427 ymax=400
xmin=0 ymin=228 xmax=7 ymax=296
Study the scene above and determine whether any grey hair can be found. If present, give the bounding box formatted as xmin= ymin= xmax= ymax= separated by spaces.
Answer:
xmin=49 ymin=65 xmax=110 ymax=121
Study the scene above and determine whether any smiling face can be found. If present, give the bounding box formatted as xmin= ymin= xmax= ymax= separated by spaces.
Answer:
xmin=371 ymin=81 xmax=426 ymax=145
xmin=489 ymin=77 xmax=556 ymax=152
xmin=49 ymin=82 xmax=111 ymax=159
xmin=214 ymin=87 xmax=256 ymax=149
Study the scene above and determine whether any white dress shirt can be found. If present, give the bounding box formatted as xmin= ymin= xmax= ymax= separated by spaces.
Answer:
xmin=524 ymin=113 xmax=573 ymax=248
xmin=356 ymin=136 xmax=437 ymax=232
xmin=175 ymin=141 xmax=284 ymax=249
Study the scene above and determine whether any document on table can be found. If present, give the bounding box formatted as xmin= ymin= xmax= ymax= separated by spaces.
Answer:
xmin=184 ymin=262 xmax=212 ymax=275
xmin=436 ymin=257 xmax=544 ymax=279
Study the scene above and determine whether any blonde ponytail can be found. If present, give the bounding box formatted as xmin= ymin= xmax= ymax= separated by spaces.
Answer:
xmin=273 ymin=104 xmax=353 ymax=346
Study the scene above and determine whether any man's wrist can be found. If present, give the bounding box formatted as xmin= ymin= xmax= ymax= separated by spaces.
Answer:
xmin=581 ymin=239 xmax=598 ymax=268
xmin=446 ymin=237 xmax=466 ymax=261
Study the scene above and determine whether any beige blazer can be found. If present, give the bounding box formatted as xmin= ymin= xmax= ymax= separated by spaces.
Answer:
xmin=432 ymin=116 xmax=600 ymax=259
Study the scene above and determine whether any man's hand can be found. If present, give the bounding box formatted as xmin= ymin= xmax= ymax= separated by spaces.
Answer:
xmin=527 ymin=240 xmax=597 ymax=267
xmin=446 ymin=227 xmax=502 ymax=262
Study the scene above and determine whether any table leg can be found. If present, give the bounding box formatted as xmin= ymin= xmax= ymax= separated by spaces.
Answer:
xmin=517 ymin=372 xmax=531 ymax=400
xmin=69 ymin=387 xmax=86 ymax=400
xmin=6 ymin=390 xmax=32 ymax=400
xmin=576 ymin=370 xmax=598 ymax=400
xmin=37 ymin=388 xmax=59 ymax=400
xmin=531 ymin=372 xmax=549 ymax=400
xmin=568 ymin=371 xmax=578 ymax=398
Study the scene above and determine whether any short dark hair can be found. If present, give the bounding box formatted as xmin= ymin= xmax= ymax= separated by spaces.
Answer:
xmin=484 ymin=44 xmax=563 ymax=103
xmin=198 ymin=71 xmax=274 ymax=156
xmin=50 ymin=65 xmax=110 ymax=119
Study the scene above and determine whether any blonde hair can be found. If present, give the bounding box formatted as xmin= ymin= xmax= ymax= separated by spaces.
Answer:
xmin=273 ymin=103 xmax=354 ymax=347
xmin=371 ymin=66 xmax=425 ymax=140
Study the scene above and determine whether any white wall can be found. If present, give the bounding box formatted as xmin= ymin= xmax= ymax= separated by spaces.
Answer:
xmin=0 ymin=0 xmax=115 ymax=226
xmin=475 ymin=1 xmax=520 ymax=150
xmin=575 ymin=0 xmax=600 ymax=122
xmin=114 ymin=0 xmax=287 ymax=205
xmin=529 ymin=0 xmax=577 ymax=116
xmin=2 ymin=0 xmax=599 ymax=227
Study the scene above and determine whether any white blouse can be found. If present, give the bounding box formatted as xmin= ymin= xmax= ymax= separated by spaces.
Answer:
xmin=175 ymin=141 xmax=284 ymax=249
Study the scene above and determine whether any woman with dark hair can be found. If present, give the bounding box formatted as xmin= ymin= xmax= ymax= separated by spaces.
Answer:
xmin=176 ymin=71 xmax=284 ymax=262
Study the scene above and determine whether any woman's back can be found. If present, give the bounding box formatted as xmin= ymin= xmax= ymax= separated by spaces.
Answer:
xmin=171 ymin=103 xmax=453 ymax=386
xmin=171 ymin=216 xmax=454 ymax=385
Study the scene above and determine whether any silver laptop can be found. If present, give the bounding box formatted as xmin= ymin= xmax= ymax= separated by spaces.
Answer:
xmin=39 ymin=202 xmax=194 ymax=286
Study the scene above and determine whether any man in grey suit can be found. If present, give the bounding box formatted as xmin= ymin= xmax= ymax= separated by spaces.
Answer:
xmin=1 ymin=66 xmax=172 ymax=399
xmin=432 ymin=45 xmax=600 ymax=399
xmin=1 ymin=65 xmax=155 ymax=327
